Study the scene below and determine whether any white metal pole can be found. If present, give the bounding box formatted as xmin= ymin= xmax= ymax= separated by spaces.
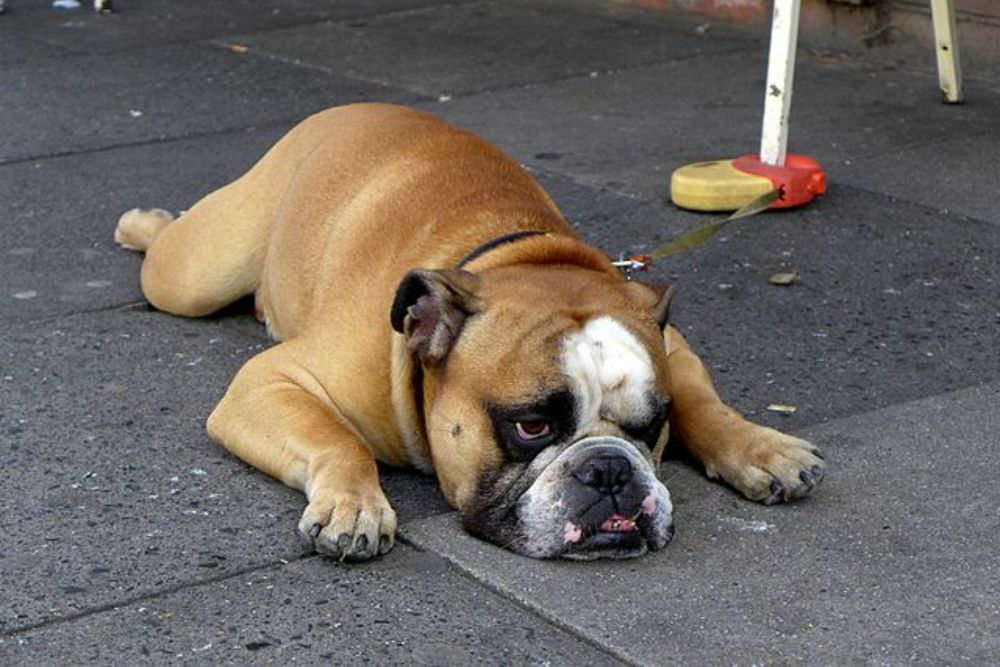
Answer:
xmin=759 ymin=0 xmax=802 ymax=166
xmin=930 ymin=0 xmax=964 ymax=103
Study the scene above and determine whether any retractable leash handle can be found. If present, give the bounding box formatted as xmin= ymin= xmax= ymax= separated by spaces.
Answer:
xmin=670 ymin=0 xmax=825 ymax=213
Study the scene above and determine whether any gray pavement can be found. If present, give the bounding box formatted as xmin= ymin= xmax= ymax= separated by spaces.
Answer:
xmin=1 ymin=0 xmax=998 ymax=664
xmin=404 ymin=383 xmax=1000 ymax=664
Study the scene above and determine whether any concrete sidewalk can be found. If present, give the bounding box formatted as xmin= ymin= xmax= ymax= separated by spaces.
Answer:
xmin=1 ymin=0 xmax=997 ymax=663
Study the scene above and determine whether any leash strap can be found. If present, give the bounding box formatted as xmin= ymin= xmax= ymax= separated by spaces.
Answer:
xmin=613 ymin=188 xmax=782 ymax=276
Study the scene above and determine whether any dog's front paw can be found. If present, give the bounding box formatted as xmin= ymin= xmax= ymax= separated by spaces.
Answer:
xmin=709 ymin=426 xmax=825 ymax=504
xmin=297 ymin=490 xmax=398 ymax=562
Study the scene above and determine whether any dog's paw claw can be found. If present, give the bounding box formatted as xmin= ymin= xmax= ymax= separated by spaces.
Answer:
xmin=764 ymin=479 xmax=783 ymax=505
xmin=720 ymin=428 xmax=827 ymax=504
xmin=297 ymin=492 xmax=397 ymax=563
xmin=799 ymin=464 xmax=824 ymax=490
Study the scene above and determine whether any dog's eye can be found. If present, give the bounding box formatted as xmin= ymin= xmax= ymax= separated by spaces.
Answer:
xmin=488 ymin=391 xmax=574 ymax=460
xmin=514 ymin=420 xmax=551 ymax=441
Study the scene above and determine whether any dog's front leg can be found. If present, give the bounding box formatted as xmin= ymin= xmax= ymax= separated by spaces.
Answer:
xmin=207 ymin=342 xmax=397 ymax=561
xmin=664 ymin=327 xmax=825 ymax=503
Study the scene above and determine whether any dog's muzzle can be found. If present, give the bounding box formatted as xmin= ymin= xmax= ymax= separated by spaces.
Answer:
xmin=517 ymin=436 xmax=674 ymax=560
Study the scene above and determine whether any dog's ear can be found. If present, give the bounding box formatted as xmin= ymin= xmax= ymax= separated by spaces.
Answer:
xmin=627 ymin=281 xmax=676 ymax=331
xmin=391 ymin=269 xmax=483 ymax=365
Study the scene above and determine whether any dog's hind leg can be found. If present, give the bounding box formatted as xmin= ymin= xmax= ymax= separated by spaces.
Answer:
xmin=664 ymin=326 xmax=826 ymax=504
xmin=115 ymin=176 xmax=273 ymax=319
xmin=206 ymin=340 xmax=398 ymax=562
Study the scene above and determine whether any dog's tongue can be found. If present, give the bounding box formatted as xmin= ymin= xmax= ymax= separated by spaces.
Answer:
xmin=599 ymin=512 xmax=637 ymax=533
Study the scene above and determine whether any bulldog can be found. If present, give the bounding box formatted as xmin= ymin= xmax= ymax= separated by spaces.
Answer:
xmin=115 ymin=103 xmax=824 ymax=562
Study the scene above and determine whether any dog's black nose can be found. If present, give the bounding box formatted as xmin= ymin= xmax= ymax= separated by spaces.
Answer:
xmin=573 ymin=452 xmax=633 ymax=494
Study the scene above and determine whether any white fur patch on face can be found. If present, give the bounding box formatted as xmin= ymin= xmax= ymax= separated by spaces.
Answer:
xmin=561 ymin=316 xmax=655 ymax=432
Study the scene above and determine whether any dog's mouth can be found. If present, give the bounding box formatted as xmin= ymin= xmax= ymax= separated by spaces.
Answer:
xmin=563 ymin=510 xmax=640 ymax=541
xmin=561 ymin=510 xmax=653 ymax=558
xmin=599 ymin=511 xmax=639 ymax=533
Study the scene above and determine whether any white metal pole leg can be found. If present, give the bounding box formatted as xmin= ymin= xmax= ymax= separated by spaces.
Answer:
xmin=669 ymin=0 xmax=824 ymax=213
xmin=930 ymin=0 xmax=963 ymax=103
xmin=759 ymin=0 xmax=802 ymax=166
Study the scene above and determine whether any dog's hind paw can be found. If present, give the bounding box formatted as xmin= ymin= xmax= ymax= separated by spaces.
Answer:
xmin=114 ymin=207 xmax=174 ymax=251
xmin=297 ymin=490 xmax=398 ymax=562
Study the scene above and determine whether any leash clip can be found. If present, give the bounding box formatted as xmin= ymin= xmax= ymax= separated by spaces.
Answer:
xmin=612 ymin=254 xmax=652 ymax=278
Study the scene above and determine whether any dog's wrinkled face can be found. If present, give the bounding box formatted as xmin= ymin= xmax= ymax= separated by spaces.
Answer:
xmin=457 ymin=315 xmax=674 ymax=559
xmin=394 ymin=265 xmax=675 ymax=559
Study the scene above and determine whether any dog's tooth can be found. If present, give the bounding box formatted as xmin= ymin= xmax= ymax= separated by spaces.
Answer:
xmin=563 ymin=522 xmax=584 ymax=543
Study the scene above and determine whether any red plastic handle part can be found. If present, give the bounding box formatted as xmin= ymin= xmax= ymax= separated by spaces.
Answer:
xmin=732 ymin=154 xmax=827 ymax=209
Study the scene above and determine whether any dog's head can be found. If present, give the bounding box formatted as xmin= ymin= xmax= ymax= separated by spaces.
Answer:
xmin=391 ymin=261 xmax=675 ymax=559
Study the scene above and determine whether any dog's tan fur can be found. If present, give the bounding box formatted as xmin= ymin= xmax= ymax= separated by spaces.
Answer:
xmin=116 ymin=103 xmax=823 ymax=559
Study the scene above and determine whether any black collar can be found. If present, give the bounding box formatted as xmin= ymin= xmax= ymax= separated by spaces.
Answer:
xmin=456 ymin=230 xmax=548 ymax=269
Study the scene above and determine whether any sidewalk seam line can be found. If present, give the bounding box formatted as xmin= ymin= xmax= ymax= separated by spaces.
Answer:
xmin=0 ymin=122 xmax=293 ymax=169
xmin=231 ymin=39 xmax=759 ymax=102
xmin=0 ymin=554 xmax=315 ymax=639
xmin=825 ymin=177 xmax=1000 ymax=227
xmin=0 ymin=301 xmax=150 ymax=333
xmin=0 ymin=42 xmax=753 ymax=168
xmin=397 ymin=532 xmax=646 ymax=667
xmin=1 ymin=0 xmax=480 ymax=67
xmin=520 ymin=145 xmax=1000 ymax=228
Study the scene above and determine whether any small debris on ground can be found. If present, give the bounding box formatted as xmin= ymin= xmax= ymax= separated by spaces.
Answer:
xmin=766 ymin=403 xmax=798 ymax=415
xmin=768 ymin=271 xmax=800 ymax=286
xmin=229 ymin=44 xmax=249 ymax=54
xmin=718 ymin=516 xmax=773 ymax=533
xmin=810 ymin=49 xmax=851 ymax=65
